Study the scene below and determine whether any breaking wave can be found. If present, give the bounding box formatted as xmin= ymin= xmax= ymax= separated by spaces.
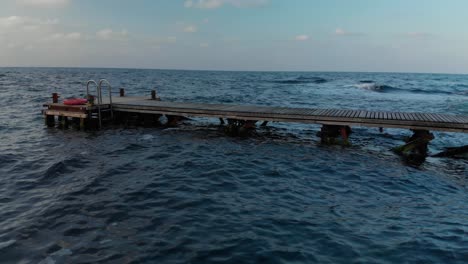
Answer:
xmin=355 ymin=82 xmax=397 ymax=92
xmin=272 ymin=76 xmax=328 ymax=84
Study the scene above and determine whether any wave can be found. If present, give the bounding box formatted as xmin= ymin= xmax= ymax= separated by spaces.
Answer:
xmin=272 ymin=76 xmax=327 ymax=84
xmin=355 ymin=82 xmax=397 ymax=92
xmin=455 ymin=84 xmax=468 ymax=88
xmin=355 ymin=82 xmax=462 ymax=95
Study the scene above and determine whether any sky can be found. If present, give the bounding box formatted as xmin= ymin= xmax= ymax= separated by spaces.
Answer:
xmin=1 ymin=0 xmax=468 ymax=73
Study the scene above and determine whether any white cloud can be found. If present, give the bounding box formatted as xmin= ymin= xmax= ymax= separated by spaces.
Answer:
xmin=0 ymin=15 xmax=81 ymax=53
xmin=151 ymin=36 xmax=177 ymax=44
xmin=96 ymin=28 xmax=128 ymax=40
xmin=17 ymin=0 xmax=70 ymax=8
xmin=335 ymin=28 xmax=346 ymax=35
xmin=42 ymin=32 xmax=79 ymax=41
xmin=183 ymin=25 xmax=198 ymax=33
xmin=334 ymin=28 xmax=364 ymax=36
xmin=295 ymin=34 xmax=309 ymax=41
xmin=0 ymin=16 xmax=59 ymax=30
xmin=184 ymin=0 xmax=268 ymax=9
xmin=404 ymin=32 xmax=433 ymax=38
xmin=65 ymin=32 xmax=81 ymax=40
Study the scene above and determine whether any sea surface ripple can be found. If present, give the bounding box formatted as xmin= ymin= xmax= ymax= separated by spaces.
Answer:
xmin=0 ymin=68 xmax=467 ymax=263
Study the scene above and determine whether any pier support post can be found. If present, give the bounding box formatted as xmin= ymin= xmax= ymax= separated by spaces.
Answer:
xmin=45 ymin=115 xmax=55 ymax=127
xmin=238 ymin=120 xmax=257 ymax=137
xmin=52 ymin=93 xmax=59 ymax=103
xmin=317 ymin=125 xmax=352 ymax=146
xmin=151 ymin=90 xmax=161 ymax=101
xmin=166 ymin=115 xmax=182 ymax=127
xmin=224 ymin=119 xmax=257 ymax=137
xmin=79 ymin=118 xmax=85 ymax=130
xmin=61 ymin=116 xmax=69 ymax=129
xmin=394 ymin=129 xmax=434 ymax=164
xmin=119 ymin=88 xmax=125 ymax=97
xmin=141 ymin=113 xmax=161 ymax=127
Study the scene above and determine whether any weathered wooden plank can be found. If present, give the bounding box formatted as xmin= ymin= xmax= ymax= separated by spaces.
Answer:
xmin=329 ymin=110 xmax=341 ymax=117
xmin=445 ymin=114 xmax=464 ymax=124
xmin=396 ymin=112 xmax=403 ymax=120
xmin=399 ymin=112 xmax=408 ymax=121
xmin=358 ymin=111 xmax=367 ymax=118
xmin=437 ymin=113 xmax=453 ymax=123
xmin=379 ymin=112 xmax=384 ymax=120
xmin=340 ymin=110 xmax=351 ymax=117
xmin=309 ymin=109 xmax=320 ymax=115
xmin=427 ymin=113 xmax=444 ymax=123
xmin=405 ymin=113 xmax=415 ymax=121
xmin=425 ymin=113 xmax=438 ymax=122
xmin=313 ymin=109 xmax=327 ymax=116
xmin=344 ymin=110 xmax=353 ymax=118
xmin=322 ymin=109 xmax=334 ymax=116
xmin=104 ymin=98 xmax=468 ymax=133
xmin=403 ymin=112 xmax=414 ymax=121
xmin=44 ymin=110 xmax=87 ymax=118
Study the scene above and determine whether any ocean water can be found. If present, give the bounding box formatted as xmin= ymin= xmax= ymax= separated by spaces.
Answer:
xmin=0 ymin=67 xmax=467 ymax=263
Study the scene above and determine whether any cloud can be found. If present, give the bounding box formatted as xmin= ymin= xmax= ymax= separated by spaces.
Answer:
xmin=52 ymin=32 xmax=81 ymax=40
xmin=0 ymin=15 xmax=81 ymax=52
xmin=403 ymin=32 xmax=433 ymax=38
xmin=183 ymin=25 xmax=198 ymax=33
xmin=151 ymin=36 xmax=177 ymax=44
xmin=199 ymin=42 xmax=209 ymax=47
xmin=295 ymin=34 xmax=309 ymax=41
xmin=0 ymin=16 xmax=58 ymax=30
xmin=334 ymin=28 xmax=364 ymax=36
xmin=17 ymin=0 xmax=70 ymax=8
xmin=184 ymin=0 xmax=268 ymax=9
xmin=96 ymin=28 xmax=129 ymax=40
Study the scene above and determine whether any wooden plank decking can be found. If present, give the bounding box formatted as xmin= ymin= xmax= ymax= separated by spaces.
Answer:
xmin=105 ymin=97 xmax=468 ymax=133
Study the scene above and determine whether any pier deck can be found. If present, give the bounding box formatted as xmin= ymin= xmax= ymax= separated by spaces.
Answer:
xmin=44 ymin=96 xmax=467 ymax=133
xmin=110 ymin=97 xmax=467 ymax=133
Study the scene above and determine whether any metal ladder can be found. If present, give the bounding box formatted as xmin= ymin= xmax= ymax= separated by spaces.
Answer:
xmin=86 ymin=79 xmax=113 ymax=129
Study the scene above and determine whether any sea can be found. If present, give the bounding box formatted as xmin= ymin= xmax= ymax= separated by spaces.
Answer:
xmin=0 ymin=67 xmax=467 ymax=263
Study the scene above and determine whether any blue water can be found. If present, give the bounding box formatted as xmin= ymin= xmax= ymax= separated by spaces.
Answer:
xmin=0 ymin=68 xmax=467 ymax=263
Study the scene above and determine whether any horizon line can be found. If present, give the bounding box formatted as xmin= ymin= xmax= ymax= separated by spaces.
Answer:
xmin=0 ymin=66 xmax=466 ymax=76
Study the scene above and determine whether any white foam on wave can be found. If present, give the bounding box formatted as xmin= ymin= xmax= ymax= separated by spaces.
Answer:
xmin=355 ymin=83 xmax=384 ymax=91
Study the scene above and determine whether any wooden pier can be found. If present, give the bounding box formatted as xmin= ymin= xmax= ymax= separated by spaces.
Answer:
xmin=42 ymin=81 xmax=467 ymax=162
xmin=43 ymin=94 xmax=467 ymax=133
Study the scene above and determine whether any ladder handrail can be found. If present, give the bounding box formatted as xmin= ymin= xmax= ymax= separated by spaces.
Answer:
xmin=98 ymin=79 xmax=112 ymax=105
xmin=98 ymin=79 xmax=113 ymax=120
xmin=87 ymin=80 xmax=102 ymax=128
xmin=86 ymin=80 xmax=99 ymax=101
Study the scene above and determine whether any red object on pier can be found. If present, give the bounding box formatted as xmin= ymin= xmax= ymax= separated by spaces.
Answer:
xmin=63 ymin=98 xmax=88 ymax=105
